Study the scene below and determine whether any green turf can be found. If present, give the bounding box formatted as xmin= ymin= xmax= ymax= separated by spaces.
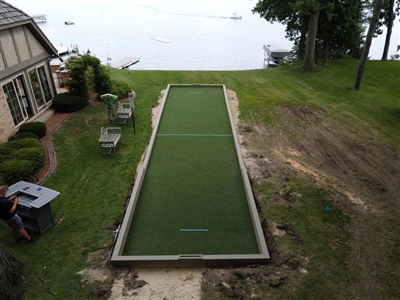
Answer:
xmin=122 ymin=86 xmax=259 ymax=255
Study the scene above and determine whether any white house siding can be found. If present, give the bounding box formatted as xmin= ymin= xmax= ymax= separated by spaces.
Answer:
xmin=0 ymin=53 xmax=5 ymax=72
xmin=14 ymin=26 xmax=31 ymax=61
xmin=25 ymin=29 xmax=46 ymax=57
xmin=1 ymin=29 xmax=19 ymax=67
xmin=0 ymin=93 xmax=15 ymax=141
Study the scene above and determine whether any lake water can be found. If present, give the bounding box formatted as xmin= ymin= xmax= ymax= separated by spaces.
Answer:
xmin=8 ymin=0 xmax=400 ymax=70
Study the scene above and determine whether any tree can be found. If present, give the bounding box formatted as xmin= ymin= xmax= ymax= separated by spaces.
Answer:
xmin=65 ymin=54 xmax=112 ymax=99
xmin=252 ymin=0 xmax=365 ymax=68
xmin=318 ymin=0 xmax=365 ymax=65
xmin=303 ymin=8 xmax=320 ymax=70
xmin=381 ymin=0 xmax=399 ymax=60
xmin=353 ymin=0 xmax=386 ymax=89
xmin=0 ymin=241 xmax=25 ymax=300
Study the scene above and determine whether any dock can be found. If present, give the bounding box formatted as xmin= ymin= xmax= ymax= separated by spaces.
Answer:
xmin=108 ymin=57 xmax=140 ymax=69
xmin=31 ymin=14 xmax=47 ymax=23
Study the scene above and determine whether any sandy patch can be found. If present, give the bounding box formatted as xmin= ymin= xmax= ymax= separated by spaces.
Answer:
xmin=108 ymin=268 xmax=204 ymax=300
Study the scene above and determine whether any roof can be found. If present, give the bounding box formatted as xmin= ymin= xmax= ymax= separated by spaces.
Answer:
xmin=0 ymin=0 xmax=57 ymax=56
xmin=0 ymin=0 xmax=31 ymax=26
xmin=263 ymin=43 xmax=291 ymax=54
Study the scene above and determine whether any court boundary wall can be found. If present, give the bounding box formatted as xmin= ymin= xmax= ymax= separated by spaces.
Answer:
xmin=110 ymin=84 xmax=270 ymax=267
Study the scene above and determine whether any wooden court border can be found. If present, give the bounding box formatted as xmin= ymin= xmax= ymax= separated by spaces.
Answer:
xmin=110 ymin=84 xmax=270 ymax=266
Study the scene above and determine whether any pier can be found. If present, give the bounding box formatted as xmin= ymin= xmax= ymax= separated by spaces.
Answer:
xmin=108 ymin=57 xmax=140 ymax=69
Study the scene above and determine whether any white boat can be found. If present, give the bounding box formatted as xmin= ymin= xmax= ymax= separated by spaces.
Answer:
xmin=263 ymin=43 xmax=292 ymax=67
xmin=31 ymin=14 xmax=47 ymax=23
xmin=230 ymin=13 xmax=242 ymax=20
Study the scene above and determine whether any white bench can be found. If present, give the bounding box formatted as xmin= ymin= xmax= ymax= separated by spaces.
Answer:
xmin=117 ymin=102 xmax=132 ymax=125
xmin=99 ymin=127 xmax=121 ymax=155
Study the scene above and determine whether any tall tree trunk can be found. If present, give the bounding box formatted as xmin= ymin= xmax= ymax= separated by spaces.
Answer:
xmin=303 ymin=10 xmax=320 ymax=71
xmin=0 ymin=241 xmax=25 ymax=300
xmin=352 ymin=0 xmax=385 ymax=90
xmin=322 ymin=38 xmax=330 ymax=66
xmin=381 ymin=0 xmax=395 ymax=60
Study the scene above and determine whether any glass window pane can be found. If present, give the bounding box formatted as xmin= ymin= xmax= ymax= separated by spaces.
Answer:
xmin=38 ymin=66 xmax=52 ymax=102
xmin=28 ymin=69 xmax=45 ymax=108
xmin=2 ymin=81 xmax=24 ymax=126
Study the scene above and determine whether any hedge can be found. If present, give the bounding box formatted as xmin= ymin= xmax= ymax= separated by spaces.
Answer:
xmin=18 ymin=122 xmax=46 ymax=138
xmin=53 ymin=92 xmax=88 ymax=113
xmin=0 ymin=138 xmax=45 ymax=185
xmin=8 ymin=132 xmax=40 ymax=141
xmin=0 ymin=159 xmax=34 ymax=185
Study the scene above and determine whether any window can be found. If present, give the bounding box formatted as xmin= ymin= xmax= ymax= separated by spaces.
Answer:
xmin=28 ymin=65 xmax=52 ymax=108
xmin=2 ymin=80 xmax=26 ymax=126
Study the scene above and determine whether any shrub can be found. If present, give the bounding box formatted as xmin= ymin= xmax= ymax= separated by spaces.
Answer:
xmin=18 ymin=122 xmax=46 ymax=138
xmin=0 ymin=159 xmax=34 ymax=185
xmin=0 ymin=142 xmax=13 ymax=160
xmin=111 ymin=79 xmax=132 ymax=99
xmin=14 ymin=148 xmax=45 ymax=173
xmin=0 ymin=138 xmax=44 ymax=185
xmin=8 ymin=132 xmax=40 ymax=141
xmin=53 ymin=92 xmax=88 ymax=113
xmin=93 ymin=64 xmax=112 ymax=96
xmin=7 ymin=138 xmax=42 ymax=150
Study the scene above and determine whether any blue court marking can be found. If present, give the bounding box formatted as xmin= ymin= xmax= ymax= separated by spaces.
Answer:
xmin=180 ymin=229 xmax=209 ymax=232
xmin=157 ymin=133 xmax=233 ymax=137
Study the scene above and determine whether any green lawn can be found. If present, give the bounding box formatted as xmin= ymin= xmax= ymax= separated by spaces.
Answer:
xmin=0 ymin=60 xmax=399 ymax=299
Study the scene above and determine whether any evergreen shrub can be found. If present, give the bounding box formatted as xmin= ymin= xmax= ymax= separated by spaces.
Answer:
xmin=8 ymin=132 xmax=40 ymax=141
xmin=0 ymin=138 xmax=45 ymax=184
xmin=53 ymin=92 xmax=88 ymax=112
xmin=14 ymin=148 xmax=45 ymax=173
xmin=18 ymin=122 xmax=46 ymax=138
xmin=0 ymin=159 xmax=34 ymax=184
xmin=7 ymin=138 xmax=42 ymax=150
xmin=111 ymin=79 xmax=132 ymax=99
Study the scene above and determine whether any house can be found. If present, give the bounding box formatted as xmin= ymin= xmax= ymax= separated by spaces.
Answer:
xmin=0 ymin=1 xmax=59 ymax=142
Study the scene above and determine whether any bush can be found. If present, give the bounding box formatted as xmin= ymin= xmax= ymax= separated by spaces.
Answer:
xmin=8 ymin=132 xmax=40 ymax=141
xmin=7 ymin=138 xmax=42 ymax=150
xmin=18 ymin=122 xmax=46 ymax=138
xmin=111 ymin=79 xmax=132 ymax=99
xmin=0 ymin=142 xmax=13 ymax=159
xmin=53 ymin=92 xmax=88 ymax=113
xmin=0 ymin=138 xmax=45 ymax=184
xmin=14 ymin=148 xmax=45 ymax=173
xmin=0 ymin=159 xmax=34 ymax=184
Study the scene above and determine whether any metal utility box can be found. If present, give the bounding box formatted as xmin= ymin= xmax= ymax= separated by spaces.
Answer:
xmin=6 ymin=181 xmax=60 ymax=234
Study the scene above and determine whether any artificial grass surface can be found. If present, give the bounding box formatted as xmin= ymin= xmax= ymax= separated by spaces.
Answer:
xmin=122 ymin=85 xmax=259 ymax=255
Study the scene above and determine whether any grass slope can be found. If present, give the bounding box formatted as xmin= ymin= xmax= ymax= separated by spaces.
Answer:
xmin=0 ymin=60 xmax=398 ymax=299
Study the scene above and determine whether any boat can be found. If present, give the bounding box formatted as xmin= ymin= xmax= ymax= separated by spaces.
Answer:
xmin=151 ymin=37 xmax=172 ymax=43
xmin=263 ymin=43 xmax=292 ymax=67
xmin=65 ymin=21 xmax=75 ymax=25
xmin=230 ymin=13 xmax=242 ymax=20
xmin=31 ymin=14 xmax=47 ymax=23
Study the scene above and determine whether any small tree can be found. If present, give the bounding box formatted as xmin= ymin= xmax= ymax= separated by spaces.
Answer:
xmin=65 ymin=57 xmax=89 ymax=99
xmin=65 ymin=54 xmax=112 ymax=99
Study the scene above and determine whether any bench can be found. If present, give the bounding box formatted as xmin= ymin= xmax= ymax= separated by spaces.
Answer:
xmin=99 ymin=127 xmax=121 ymax=155
xmin=117 ymin=102 xmax=132 ymax=125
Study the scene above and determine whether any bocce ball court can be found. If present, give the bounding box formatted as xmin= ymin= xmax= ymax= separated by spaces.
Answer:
xmin=110 ymin=84 xmax=269 ymax=266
